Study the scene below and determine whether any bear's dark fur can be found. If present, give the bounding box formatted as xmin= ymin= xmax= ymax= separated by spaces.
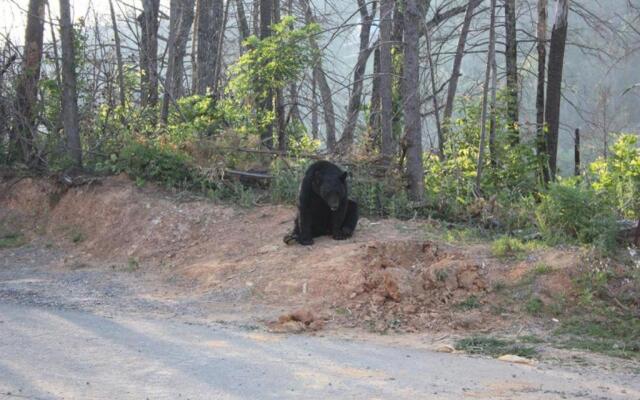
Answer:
xmin=283 ymin=160 xmax=358 ymax=246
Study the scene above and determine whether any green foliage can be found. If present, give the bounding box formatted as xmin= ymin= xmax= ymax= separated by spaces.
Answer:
xmin=533 ymin=263 xmax=553 ymax=275
xmin=456 ymin=295 xmax=481 ymax=310
xmin=536 ymin=180 xmax=618 ymax=252
xmin=425 ymin=91 xmax=538 ymax=221
xmin=525 ymin=297 xmax=544 ymax=315
xmin=269 ymin=159 xmax=307 ymax=204
xmin=455 ymin=336 xmax=538 ymax=358
xmin=491 ymin=236 xmax=527 ymax=258
xmin=71 ymin=231 xmax=85 ymax=244
xmin=226 ymin=17 xmax=319 ymax=136
xmin=556 ymin=314 xmax=640 ymax=359
xmin=590 ymin=134 xmax=640 ymax=219
xmin=350 ymin=176 xmax=414 ymax=219
xmin=100 ymin=139 xmax=198 ymax=189
xmin=0 ymin=232 xmax=26 ymax=249
xmin=166 ymin=95 xmax=228 ymax=139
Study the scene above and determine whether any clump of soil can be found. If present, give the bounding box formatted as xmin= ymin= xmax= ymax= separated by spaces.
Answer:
xmin=268 ymin=309 xmax=326 ymax=333
xmin=330 ymin=241 xmax=490 ymax=332
xmin=0 ymin=174 xmax=585 ymax=334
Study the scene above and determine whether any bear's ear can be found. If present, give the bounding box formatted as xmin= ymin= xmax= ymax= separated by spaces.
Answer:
xmin=340 ymin=171 xmax=348 ymax=182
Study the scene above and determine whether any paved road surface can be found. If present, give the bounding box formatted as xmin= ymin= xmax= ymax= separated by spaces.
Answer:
xmin=0 ymin=303 xmax=638 ymax=400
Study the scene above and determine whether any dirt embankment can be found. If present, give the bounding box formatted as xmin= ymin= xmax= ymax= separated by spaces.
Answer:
xmin=0 ymin=174 xmax=584 ymax=333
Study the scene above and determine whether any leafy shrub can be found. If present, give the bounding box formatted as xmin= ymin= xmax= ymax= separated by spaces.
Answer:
xmin=269 ymin=158 xmax=308 ymax=204
xmin=425 ymin=91 xmax=538 ymax=222
xmin=455 ymin=336 xmax=537 ymax=358
xmin=590 ymin=134 xmax=640 ymax=220
xmin=525 ymin=297 xmax=544 ymax=315
xmin=491 ymin=236 xmax=526 ymax=258
xmin=536 ymin=180 xmax=618 ymax=252
xmin=349 ymin=170 xmax=414 ymax=219
xmin=102 ymin=139 xmax=199 ymax=189
xmin=226 ymin=17 xmax=319 ymax=138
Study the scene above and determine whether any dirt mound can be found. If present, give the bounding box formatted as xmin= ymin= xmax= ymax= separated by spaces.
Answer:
xmin=0 ymin=175 xmax=584 ymax=334
xmin=334 ymin=241 xmax=489 ymax=332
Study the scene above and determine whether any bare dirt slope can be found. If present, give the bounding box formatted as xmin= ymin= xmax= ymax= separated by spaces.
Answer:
xmin=0 ymin=174 xmax=586 ymax=336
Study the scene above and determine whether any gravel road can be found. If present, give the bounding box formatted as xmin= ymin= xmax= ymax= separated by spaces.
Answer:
xmin=0 ymin=244 xmax=639 ymax=399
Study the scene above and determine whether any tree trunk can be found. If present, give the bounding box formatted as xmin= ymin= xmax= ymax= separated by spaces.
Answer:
xmin=302 ymin=0 xmax=336 ymax=151
xmin=574 ymin=127 xmax=580 ymax=176
xmin=258 ymin=0 xmax=274 ymax=148
xmin=536 ymin=0 xmax=547 ymax=182
xmin=46 ymin=1 xmax=63 ymax=138
xmin=0 ymin=45 xmax=15 ymax=153
xmin=544 ymin=0 xmax=569 ymax=181
xmin=235 ymin=0 xmax=251 ymax=48
xmin=288 ymin=83 xmax=302 ymax=126
xmin=273 ymin=0 xmax=286 ymax=150
xmin=12 ymin=0 xmax=45 ymax=164
xmin=403 ymin=0 xmax=423 ymax=201
xmin=425 ymin=31 xmax=443 ymax=160
xmin=161 ymin=0 xmax=196 ymax=123
xmin=488 ymin=27 xmax=498 ymax=167
xmin=195 ymin=0 xmax=224 ymax=95
xmin=252 ymin=0 xmax=260 ymax=36
xmin=137 ymin=0 xmax=160 ymax=108
xmin=391 ymin=0 xmax=404 ymax=152
xmin=504 ymin=0 xmax=519 ymax=144
xmin=310 ymin=73 xmax=318 ymax=140
xmin=475 ymin=0 xmax=497 ymax=193
xmin=313 ymin=65 xmax=337 ymax=151
xmin=108 ymin=0 xmax=127 ymax=109
xmin=59 ymin=0 xmax=82 ymax=167
xmin=212 ymin=0 xmax=231 ymax=100
xmin=191 ymin=0 xmax=200 ymax=94
xmin=379 ymin=0 xmax=395 ymax=165
xmin=46 ymin=2 xmax=61 ymax=89
xmin=339 ymin=0 xmax=374 ymax=153
xmin=442 ymin=0 xmax=477 ymax=154
xmin=368 ymin=47 xmax=381 ymax=151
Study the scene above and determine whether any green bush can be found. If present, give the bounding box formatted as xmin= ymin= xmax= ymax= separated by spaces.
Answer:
xmin=491 ymin=236 xmax=526 ymax=258
xmin=590 ymin=134 xmax=640 ymax=220
xmin=102 ymin=140 xmax=199 ymax=189
xmin=269 ymin=159 xmax=307 ymax=204
xmin=425 ymin=90 xmax=538 ymax=222
xmin=536 ymin=180 xmax=618 ymax=252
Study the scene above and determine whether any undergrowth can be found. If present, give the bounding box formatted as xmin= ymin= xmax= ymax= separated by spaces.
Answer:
xmin=455 ymin=336 xmax=538 ymax=359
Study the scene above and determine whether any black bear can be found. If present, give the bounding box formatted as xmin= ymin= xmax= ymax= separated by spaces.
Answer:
xmin=283 ymin=160 xmax=358 ymax=245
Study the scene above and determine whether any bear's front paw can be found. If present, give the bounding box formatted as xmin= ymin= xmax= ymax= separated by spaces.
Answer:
xmin=332 ymin=231 xmax=348 ymax=240
xmin=283 ymin=233 xmax=298 ymax=245
xmin=299 ymin=237 xmax=314 ymax=246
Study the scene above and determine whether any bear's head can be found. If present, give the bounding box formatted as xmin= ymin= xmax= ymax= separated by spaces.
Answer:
xmin=313 ymin=170 xmax=347 ymax=211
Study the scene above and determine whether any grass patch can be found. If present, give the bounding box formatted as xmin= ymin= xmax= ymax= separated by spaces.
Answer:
xmin=518 ymin=263 xmax=555 ymax=287
xmin=455 ymin=336 xmax=538 ymax=358
xmin=491 ymin=236 xmax=527 ymax=258
xmin=525 ymin=297 xmax=544 ymax=315
xmin=126 ymin=257 xmax=140 ymax=272
xmin=555 ymin=314 xmax=640 ymax=359
xmin=456 ymin=295 xmax=481 ymax=310
xmin=334 ymin=307 xmax=349 ymax=316
xmin=71 ymin=232 xmax=85 ymax=244
xmin=443 ymin=227 xmax=485 ymax=244
xmin=518 ymin=335 xmax=544 ymax=344
xmin=0 ymin=232 xmax=26 ymax=249
xmin=435 ymin=269 xmax=449 ymax=282
xmin=533 ymin=263 xmax=553 ymax=275
xmin=491 ymin=281 xmax=507 ymax=292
